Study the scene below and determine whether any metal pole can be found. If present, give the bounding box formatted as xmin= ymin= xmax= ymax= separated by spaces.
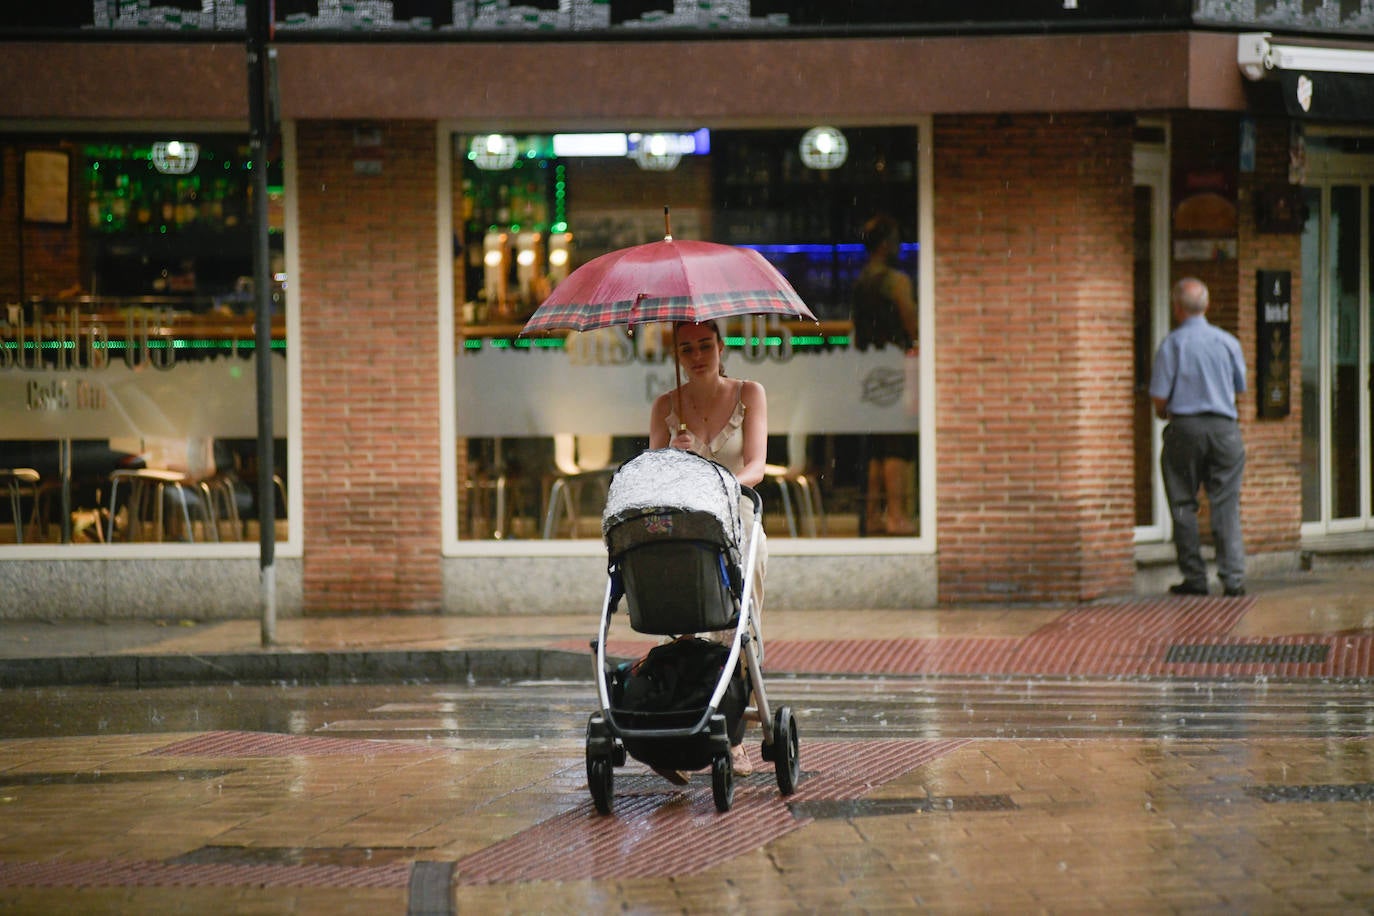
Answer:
xmin=246 ymin=0 xmax=277 ymax=645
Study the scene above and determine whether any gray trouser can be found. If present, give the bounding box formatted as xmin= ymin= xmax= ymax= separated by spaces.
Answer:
xmin=1161 ymin=414 xmax=1246 ymax=590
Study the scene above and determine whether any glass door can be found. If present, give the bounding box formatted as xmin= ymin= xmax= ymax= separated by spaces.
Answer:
xmin=1133 ymin=124 xmax=1170 ymax=542
xmin=1301 ymin=134 xmax=1374 ymax=535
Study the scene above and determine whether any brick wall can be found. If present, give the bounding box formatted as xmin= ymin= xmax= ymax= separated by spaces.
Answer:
xmin=295 ymin=120 xmax=442 ymax=612
xmin=1229 ymin=115 xmax=1303 ymax=556
xmin=0 ymin=141 xmax=85 ymax=300
xmin=933 ymin=114 xmax=1137 ymax=603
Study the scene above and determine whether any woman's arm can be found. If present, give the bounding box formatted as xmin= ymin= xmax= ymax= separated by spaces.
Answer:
xmin=648 ymin=392 xmax=671 ymax=449
xmin=735 ymin=380 xmax=768 ymax=487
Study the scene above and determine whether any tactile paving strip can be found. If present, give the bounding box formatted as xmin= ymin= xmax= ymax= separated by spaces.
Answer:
xmin=145 ymin=730 xmax=452 ymax=759
xmin=1026 ymin=595 xmax=1254 ymax=641
xmin=586 ymin=597 xmax=1374 ymax=678
xmin=454 ymin=738 xmax=968 ymax=885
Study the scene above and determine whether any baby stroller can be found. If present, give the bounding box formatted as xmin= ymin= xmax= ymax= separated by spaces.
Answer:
xmin=585 ymin=448 xmax=800 ymax=813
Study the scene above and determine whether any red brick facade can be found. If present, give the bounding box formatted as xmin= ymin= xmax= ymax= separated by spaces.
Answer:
xmin=1236 ymin=117 xmax=1305 ymax=557
xmin=295 ymin=120 xmax=444 ymax=613
xmin=933 ymin=114 xmax=1138 ymax=602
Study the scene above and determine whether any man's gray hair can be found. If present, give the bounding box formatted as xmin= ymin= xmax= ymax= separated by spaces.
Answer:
xmin=1172 ymin=277 xmax=1209 ymax=315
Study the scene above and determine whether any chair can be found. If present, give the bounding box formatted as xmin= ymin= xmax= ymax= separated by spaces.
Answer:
xmin=0 ymin=468 xmax=40 ymax=544
xmin=542 ymin=434 xmax=616 ymax=538
xmin=763 ymin=430 xmax=824 ymax=537
xmin=106 ymin=468 xmax=214 ymax=542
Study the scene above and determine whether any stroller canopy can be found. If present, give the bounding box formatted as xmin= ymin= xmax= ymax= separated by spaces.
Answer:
xmin=602 ymin=448 xmax=742 ymax=552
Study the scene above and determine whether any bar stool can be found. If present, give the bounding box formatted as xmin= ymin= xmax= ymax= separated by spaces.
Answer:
xmin=106 ymin=468 xmax=213 ymax=542
xmin=542 ymin=434 xmax=615 ymax=538
xmin=762 ymin=430 xmax=824 ymax=537
xmin=197 ymin=474 xmax=242 ymax=540
xmin=0 ymin=468 xmax=40 ymax=544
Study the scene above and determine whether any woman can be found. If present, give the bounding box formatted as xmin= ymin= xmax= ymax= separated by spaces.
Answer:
xmin=852 ymin=214 xmax=918 ymax=536
xmin=648 ymin=320 xmax=767 ymax=778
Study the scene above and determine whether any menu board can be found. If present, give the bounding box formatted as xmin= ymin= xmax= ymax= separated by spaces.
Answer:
xmin=16 ymin=1 xmax=1371 ymax=38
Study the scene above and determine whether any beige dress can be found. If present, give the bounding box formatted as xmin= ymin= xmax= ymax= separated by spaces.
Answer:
xmin=665 ymin=388 xmax=767 ymax=631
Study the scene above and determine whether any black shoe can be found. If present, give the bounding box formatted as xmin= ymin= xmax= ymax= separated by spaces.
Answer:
xmin=1223 ymin=585 xmax=1246 ymax=597
xmin=1169 ymin=582 xmax=1209 ymax=596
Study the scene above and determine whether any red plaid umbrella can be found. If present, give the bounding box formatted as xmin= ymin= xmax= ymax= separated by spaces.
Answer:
xmin=521 ymin=228 xmax=815 ymax=334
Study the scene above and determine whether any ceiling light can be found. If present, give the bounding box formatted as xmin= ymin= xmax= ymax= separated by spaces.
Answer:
xmin=470 ymin=134 xmax=518 ymax=170
xmin=799 ymin=127 xmax=847 ymax=170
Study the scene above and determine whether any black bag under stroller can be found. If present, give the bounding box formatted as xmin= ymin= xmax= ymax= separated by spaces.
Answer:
xmin=585 ymin=448 xmax=800 ymax=813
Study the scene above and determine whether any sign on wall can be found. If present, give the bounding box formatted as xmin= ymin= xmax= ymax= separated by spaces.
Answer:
xmin=1256 ymin=269 xmax=1291 ymax=420
xmin=455 ymin=343 xmax=917 ymax=437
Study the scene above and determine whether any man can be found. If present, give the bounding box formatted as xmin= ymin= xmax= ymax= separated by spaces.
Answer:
xmin=1149 ymin=277 xmax=1248 ymax=597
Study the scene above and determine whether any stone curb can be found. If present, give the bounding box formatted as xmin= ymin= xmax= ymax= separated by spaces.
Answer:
xmin=0 ymin=648 xmax=591 ymax=689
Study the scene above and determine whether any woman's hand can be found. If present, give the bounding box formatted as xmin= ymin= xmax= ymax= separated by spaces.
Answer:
xmin=670 ymin=426 xmax=694 ymax=451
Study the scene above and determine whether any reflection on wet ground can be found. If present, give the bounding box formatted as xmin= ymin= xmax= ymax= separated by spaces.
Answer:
xmin=4 ymin=674 xmax=1371 ymax=744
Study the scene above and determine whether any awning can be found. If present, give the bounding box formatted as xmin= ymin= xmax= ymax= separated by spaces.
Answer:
xmin=1239 ymin=32 xmax=1374 ymax=121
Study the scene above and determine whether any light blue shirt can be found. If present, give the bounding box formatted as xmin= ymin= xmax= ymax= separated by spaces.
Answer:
xmin=1149 ymin=315 xmax=1247 ymax=419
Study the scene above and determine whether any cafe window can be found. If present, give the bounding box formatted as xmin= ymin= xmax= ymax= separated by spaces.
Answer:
xmin=0 ymin=132 xmax=289 ymax=547
xmin=451 ymin=126 xmax=925 ymax=543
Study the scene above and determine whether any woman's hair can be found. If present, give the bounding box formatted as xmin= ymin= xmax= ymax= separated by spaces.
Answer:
xmin=673 ymin=321 xmax=727 ymax=377
xmin=861 ymin=214 xmax=900 ymax=255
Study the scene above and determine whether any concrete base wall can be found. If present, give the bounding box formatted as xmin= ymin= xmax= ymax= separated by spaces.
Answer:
xmin=0 ymin=558 xmax=304 ymax=620
xmin=0 ymin=552 xmax=938 ymax=620
xmin=440 ymin=552 xmax=939 ymax=615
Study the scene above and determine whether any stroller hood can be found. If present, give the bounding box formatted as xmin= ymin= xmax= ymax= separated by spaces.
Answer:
xmin=602 ymin=448 xmax=742 ymax=549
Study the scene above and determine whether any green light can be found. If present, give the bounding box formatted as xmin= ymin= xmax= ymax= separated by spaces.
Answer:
xmin=551 ymin=221 xmax=567 ymax=233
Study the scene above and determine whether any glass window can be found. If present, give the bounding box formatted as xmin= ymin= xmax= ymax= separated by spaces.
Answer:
xmin=0 ymin=133 xmax=288 ymax=545
xmin=451 ymin=127 xmax=921 ymax=541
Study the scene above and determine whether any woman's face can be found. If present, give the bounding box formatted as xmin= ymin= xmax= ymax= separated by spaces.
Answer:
xmin=675 ymin=323 xmax=723 ymax=378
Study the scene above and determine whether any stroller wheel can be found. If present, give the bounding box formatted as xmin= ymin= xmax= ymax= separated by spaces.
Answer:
xmin=772 ymin=706 xmax=800 ymax=796
xmin=711 ymin=753 xmax=734 ymax=812
xmin=588 ymin=757 xmax=613 ymax=815
xmin=585 ymin=714 xmax=615 ymax=815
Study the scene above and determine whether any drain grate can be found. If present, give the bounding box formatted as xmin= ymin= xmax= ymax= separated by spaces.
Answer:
xmin=0 ymin=769 xmax=238 ymax=787
xmin=789 ymin=795 xmax=1017 ymax=819
xmin=1246 ymin=783 xmax=1374 ymax=803
xmin=1165 ymin=643 xmax=1330 ymax=665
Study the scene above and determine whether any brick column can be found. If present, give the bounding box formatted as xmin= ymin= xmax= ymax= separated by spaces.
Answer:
xmin=295 ymin=120 xmax=442 ymax=613
xmin=933 ymin=114 xmax=1137 ymax=602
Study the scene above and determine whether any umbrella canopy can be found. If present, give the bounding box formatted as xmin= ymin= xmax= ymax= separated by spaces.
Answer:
xmin=521 ymin=237 xmax=816 ymax=334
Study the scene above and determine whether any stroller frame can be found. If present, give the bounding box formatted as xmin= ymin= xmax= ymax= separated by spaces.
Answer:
xmin=586 ymin=452 xmax=800 ymax=814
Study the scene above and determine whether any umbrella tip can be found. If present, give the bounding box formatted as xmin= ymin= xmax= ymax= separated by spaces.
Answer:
xmin=663 ymin=205 xmax=672 ymax=242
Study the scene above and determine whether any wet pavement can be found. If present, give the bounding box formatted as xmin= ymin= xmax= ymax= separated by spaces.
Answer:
xmin=1 ymin=567 xmax=1373 ymax=912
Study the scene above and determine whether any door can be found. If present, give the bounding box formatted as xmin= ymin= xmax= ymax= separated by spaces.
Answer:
xmin=1301 ymin=133 xmax=1374 ymax=535
xmin=1133 ymin=125 xmax=1170 ymax=542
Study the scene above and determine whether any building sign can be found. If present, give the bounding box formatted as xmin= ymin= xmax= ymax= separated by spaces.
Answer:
xmin=1 ymin=304 xmax=286 ymax=439
xmin=456 ymin=333 xmax=917 ymax=437
xmin=1256 ymin=269 xmax=1291 ymax=420
xmin=16 ymin=1 xmax=1339 ymax=37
